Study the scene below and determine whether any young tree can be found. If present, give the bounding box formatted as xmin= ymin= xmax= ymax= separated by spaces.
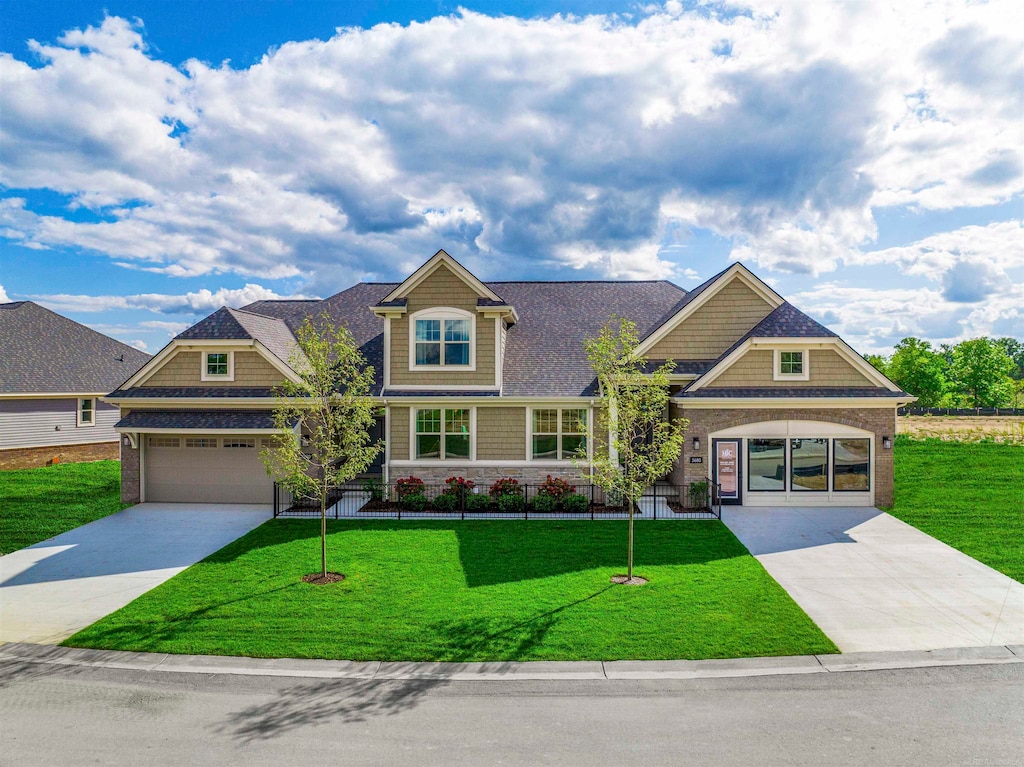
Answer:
xmin=994 ymin=337 xmax=1024 ymax=380
xmin=886 ymin=337 xmax=950 ymax=407
xmin=582 ymin=316 xmax=688 ymax=582
xmin=863 ymin=353 xmax=888 ymax=374
xmin=949 ymin=338 xmax=1015 ymax=408
xmin=261 ymin=315 xmax=383 ymax=581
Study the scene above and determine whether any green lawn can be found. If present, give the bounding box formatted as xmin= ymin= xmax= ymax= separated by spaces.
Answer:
xmin=890 ymin=436 xmax=1023 ymax=583
xmin=0 ymin=460 xmax=126 ymax=555
xmin=65 ymin=520 xmax=838 ymax=661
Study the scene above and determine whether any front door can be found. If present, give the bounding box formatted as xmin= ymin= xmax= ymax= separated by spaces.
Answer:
xmin=713 ymin=438 xmax=742 ymax=505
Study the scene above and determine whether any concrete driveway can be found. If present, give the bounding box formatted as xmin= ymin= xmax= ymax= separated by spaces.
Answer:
xmin=0 ymin=503 xmax=272 ymax=644
xmin=722 ymin=507 xmax=1024 ymax=653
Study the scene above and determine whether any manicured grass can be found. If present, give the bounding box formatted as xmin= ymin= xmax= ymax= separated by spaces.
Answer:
xmin=0 ymin=460 xmax=126 ymax=555
xmin=65 ymin=520 xmax=837 ymax=661
xmin=890 ymin=436 xmax=1023 ymax=583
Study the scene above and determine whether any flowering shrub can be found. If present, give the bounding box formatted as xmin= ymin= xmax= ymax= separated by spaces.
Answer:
xmin=396 ymin=476 xmax=424 ymax=499
xmin=489 ymin=477 xmax=522 ymax=497
xmin=538 ymin=475 xmax=575 ymax=498
xmin=443 ymin=476 xmax=476 ymax=496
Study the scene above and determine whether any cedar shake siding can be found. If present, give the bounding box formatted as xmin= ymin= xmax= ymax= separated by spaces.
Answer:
xmin=0 ymin=398 xmax=119 ymax=450
xmin=647 ymin=279 xmax=775 ymax=360
xmin=706 ymin=349 xmax=874 ymax=389
xmin=388 ymin=264 xmax=498 ymax=387
xmin=140 ymin=351 xmax=286 ymax=388
xmin=389 ymin=406 xmax=410 ymax=461
xmin=476 ymin=407 xmax=527 ymax=460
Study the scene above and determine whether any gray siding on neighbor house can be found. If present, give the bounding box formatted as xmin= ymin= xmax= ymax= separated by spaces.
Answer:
xmin=0 ymin=398 xmax=119 ymax=449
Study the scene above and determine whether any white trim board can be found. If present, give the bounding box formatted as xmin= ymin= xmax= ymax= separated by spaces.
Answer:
xmin=382 ymin=249 xmax=503 ymax=304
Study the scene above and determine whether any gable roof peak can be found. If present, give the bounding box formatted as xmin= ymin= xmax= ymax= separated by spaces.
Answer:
xmin=380 ymin=249 xmax=504 ymax=304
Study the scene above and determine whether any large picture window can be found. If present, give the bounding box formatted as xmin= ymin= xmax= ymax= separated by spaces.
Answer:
xmin=531 ymin=408 xmax=587 ymax=460
xmin=414 ymin=318 xmax=471 ymax=366
xmin=833 ymin=438 xmax=870 ymax=491
xmin=747 ymin=438 xmax=786 ymax=491
xmin=416 ymin=408 xmax=471 ymax=459
xmin=790 ymin=438 xmax=828 ymax=491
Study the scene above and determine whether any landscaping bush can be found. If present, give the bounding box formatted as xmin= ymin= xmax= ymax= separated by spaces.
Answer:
xmin=444 ymin=476 xmax=476 ymax=495
xmin=497 ymin=493 xmax=526 ymax=513
xmin=531 ymin=493 xmax=559 ymax=513
xmin=396 ymin=476 xmax=424 ymax=499
xmin=538 ymin=475 xmax=575 ymax=499
xmin=489 ymin=477 xmax=522 ymax=497
xmin=561 ymin=492 xmax=589 ymax=514
xmin=431 ymin=493 xmax=460 ymax=512
xmin=361 ymin=477 xmax=384 ymax=501
xmin=400 ymin=492 xmax=428 ymax=512
xmin=465 ymin=493 xmax=492 ymax=512
xmin=687 ymin=480 xmax=709 ymax=509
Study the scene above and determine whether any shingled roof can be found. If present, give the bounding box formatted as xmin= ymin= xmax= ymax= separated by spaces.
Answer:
xmin=0 ymin=301 xmax=151 ymax=394
xmin=176 ymin=307 xmax=300 ymax=366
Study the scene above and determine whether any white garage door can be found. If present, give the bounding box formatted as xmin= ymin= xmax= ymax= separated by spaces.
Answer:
xmin=145 ymin=435 xmax=273 ymax=504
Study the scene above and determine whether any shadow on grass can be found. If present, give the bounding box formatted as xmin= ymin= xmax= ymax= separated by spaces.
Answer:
xmin=216 ymin=677 xmax=448 ymax=743
xmin=258 ymin=519 xmax=741 ymax=588
xmin=63 ymin=584 xmax=296 ymax=651
xmin=215 ymin=587 xmax=610 ymax=742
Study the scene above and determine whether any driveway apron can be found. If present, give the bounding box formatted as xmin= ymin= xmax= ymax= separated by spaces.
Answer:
xmin=0 ymin=503 xmax=272 ymax=644
xmin=721 ymin=507 xmax=1024 ymax=653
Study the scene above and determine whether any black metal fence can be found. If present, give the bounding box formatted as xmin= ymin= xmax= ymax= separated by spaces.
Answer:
xmin=274 ymin=478 xmax=722 ymax=520
xmin=898 ymin=407 xmax=1024 ymax=416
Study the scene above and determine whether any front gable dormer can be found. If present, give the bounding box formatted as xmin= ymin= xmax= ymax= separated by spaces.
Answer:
xmin=374 ymin=251 xmax=516 ymax=391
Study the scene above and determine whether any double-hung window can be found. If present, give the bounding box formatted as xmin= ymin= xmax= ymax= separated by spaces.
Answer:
xmin=531 ymin=408 xmax=587 ymax=460
xmin=77 ymin=398 xmax=95 ymax=427
xmin=415 ymin=408 xmax=471 ymax=459
xmin=412 ymin=311 xmax=472 ymax=367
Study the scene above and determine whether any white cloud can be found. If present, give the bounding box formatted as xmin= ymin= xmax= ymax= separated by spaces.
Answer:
xmin=128 ymin=339 xmax=148 ymax=351
xmin=1 ymin=4 xmax=1019 ymax=287
xmin=0 ymin=283 xmax=9 ymax=302
xmin=29 ymin=284 xmax=314 ymax=314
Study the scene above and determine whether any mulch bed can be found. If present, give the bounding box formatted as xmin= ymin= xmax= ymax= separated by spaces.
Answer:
xmin=302 ymin=572 xmax=346 ymax=585
xmin=610 ymin=574 xmax=648 ymax=586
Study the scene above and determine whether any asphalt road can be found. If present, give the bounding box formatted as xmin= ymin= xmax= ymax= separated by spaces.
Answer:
xmin=1 ymin=660 xmax=1022 ymax=766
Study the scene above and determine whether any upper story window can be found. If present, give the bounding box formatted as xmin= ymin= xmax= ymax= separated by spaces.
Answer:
xmin=773 ymin=349 xmax=809 ymax=381
xmin=409 ymin=309 xmax=475 ymax=369
xmin=77 ymin=398 xmax=95 ymax=427
xmin=201 ymin=351 xmax=234 ymax=381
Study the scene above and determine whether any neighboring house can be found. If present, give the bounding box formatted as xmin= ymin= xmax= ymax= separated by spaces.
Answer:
xmin=0 ymin=301 xmax=151 ymax=460
xmin=109 ymin=251 xmax=914 ymax=507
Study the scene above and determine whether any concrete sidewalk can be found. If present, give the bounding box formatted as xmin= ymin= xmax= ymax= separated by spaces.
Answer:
xmin=721 ymin=507 xmax=1024 ymax=653
xmin=0 ymin=504 xmax=272 ymax=644
xmin=1 ymin=642 xmax=1021 ymax=682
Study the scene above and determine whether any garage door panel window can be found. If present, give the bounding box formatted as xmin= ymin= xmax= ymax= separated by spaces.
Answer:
xmin=149 ymin=437 xmax=180 ymax=448
xmin=834 ymin=438 xmax=870 ymax=491
xmin=791 ymin=438 xmax=828 ymax=491
xmin=748 ymin=438 xmax=786 ymax=491
xmin=223 ymin=438 xmax=256 ymax=448
xmin=185 ymin=437 xmax=218 ymax=448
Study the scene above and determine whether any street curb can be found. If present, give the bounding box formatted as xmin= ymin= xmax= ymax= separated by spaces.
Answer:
xmin=1 ymin=642 xmax=1021 ymax=682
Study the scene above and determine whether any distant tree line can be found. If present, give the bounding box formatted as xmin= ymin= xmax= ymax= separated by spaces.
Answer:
xmin=865 ymin=337 xmax=1024 ymax=408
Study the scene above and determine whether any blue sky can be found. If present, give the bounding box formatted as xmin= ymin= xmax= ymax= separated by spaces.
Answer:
xmin=1 ymin=0 xmax=1021 ymax=355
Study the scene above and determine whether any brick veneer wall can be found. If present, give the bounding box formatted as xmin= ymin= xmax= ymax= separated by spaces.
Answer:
xmin=671 ymin=407 xmax=896 ymax=507
xmin=387 ymin=464 xmax=590 ymax=490
xmin=121 ymin=441 xmax=141 ymax=504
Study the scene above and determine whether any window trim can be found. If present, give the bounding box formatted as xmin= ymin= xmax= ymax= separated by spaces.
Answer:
xmin=832 ymin=437 xmax=871 ymax=493
xmin=773 ymin=348 xmax=810 ymax=381
xmin=77 ymin=397 xmax=96 ymax=427
xmin=201 ymin=351 xmax=235 ymax=381
xmin=789 ymin=437 xmax=829 ymax=492
xmin=408 ymin=308 xmax=476 ymax=371
xmin=528 ymin=407 xmax=589 ymax=461
xmin=746 ymin=438 xmax=788 ymax=493
xmin=412 ymin=407 xmax=475 ymax=460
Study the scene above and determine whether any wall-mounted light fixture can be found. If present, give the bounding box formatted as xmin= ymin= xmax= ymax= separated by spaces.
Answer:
xmin=692 ymin=436 xmax=701 ymax=451
xmin=882 ymin=436 xmax=892 ymax=450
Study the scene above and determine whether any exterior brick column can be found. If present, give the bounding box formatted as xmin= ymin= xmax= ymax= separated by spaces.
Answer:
xmin=121 ymin=439 xmax=141 ymax=504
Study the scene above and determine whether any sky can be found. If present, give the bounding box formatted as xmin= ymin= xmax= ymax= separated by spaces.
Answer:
xmin=0 ymin=0 xmax=1021 ymax=356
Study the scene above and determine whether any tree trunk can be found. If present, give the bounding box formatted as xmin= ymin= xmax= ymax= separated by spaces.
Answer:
xmin=321 ymin=475 xmax=328 ymax=577
xmin=627 ymin=495 xmax=634 ymax=580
